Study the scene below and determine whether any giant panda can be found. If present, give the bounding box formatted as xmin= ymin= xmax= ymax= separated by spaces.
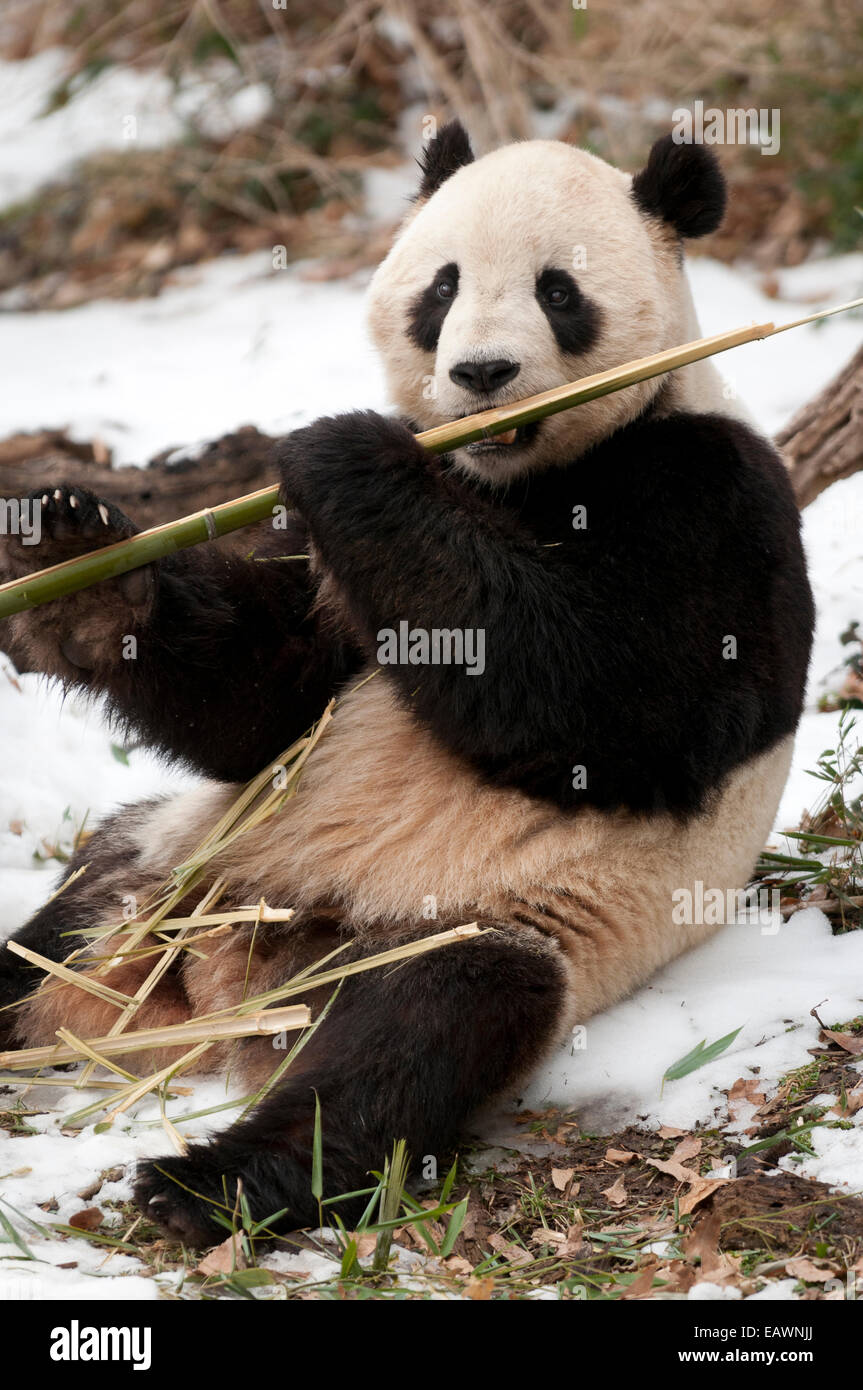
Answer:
xmin=0 ymin=124 xmax=813 ymax=1246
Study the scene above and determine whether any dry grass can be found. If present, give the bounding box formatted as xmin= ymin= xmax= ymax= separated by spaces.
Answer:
xmin=1 ymin=697 xmax=482 ymax=1145
xmin=0 ymin=0 xmax=860 ymax=306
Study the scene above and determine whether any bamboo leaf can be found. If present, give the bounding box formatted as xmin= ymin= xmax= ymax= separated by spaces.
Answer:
xmin=0 ymin=1205 xmax=35 ymax=1259
xmin=311 ymin=1091 xmax=323 ymax=1203
xmin=663 ymin=1027 xmax=742 ymax=1084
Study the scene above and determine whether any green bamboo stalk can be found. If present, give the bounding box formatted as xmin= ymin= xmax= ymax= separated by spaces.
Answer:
xmin=0 ymin=296 xmax=861 ymax=620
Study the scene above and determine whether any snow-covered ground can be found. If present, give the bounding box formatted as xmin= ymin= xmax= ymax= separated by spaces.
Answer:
xmin=1 ymin=48 xmax=862 ymax=1297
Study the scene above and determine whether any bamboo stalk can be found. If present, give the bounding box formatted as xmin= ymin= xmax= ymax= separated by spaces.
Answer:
xmin=55 ymin=1027 xmax=141 ymax=1084
xmin=1 ymin=299 xmax=861 ymax=620
xmin=0 ymin=1005 xmax=311 ymax=1072
xmin=195 ymin=922 xmax=482 ymax=1020
xmin=5 ymin=940 xmax=134 ymax=1008
xmin=76 ymin=875 xmax=229 ymax=1086
xmin=105 ymin=1040 xmax=212 ymax=1122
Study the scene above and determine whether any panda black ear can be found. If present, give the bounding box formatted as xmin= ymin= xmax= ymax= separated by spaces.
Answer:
xmin=631 ymin=133 xmax=726 ymax=238
xmin=416 ymin=120 xmax=474 ymax=201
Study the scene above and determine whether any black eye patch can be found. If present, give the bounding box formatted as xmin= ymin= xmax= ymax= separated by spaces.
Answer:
xmin=408 ymin=262 xmax=459 ymax=352
xmin=535 ymin=268 xmax=602 ymax=355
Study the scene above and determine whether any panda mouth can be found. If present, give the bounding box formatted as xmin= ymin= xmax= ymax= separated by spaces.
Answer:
xmin=463 ymin=421 xmax=539 ymax=455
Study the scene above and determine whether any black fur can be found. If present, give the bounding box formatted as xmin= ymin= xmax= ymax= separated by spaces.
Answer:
xmin=408 ymin=262 xmax=460 ymax=352
xmin=277 ymin=408 xmax=813 ymax=816
xmin=3 ymin=411 xmax=813 ymax=819
xmin=2 ymin=491 xmax=362 ymax=783
xmin=631 ymin=133 xmax=727 ymax=238
xmin=133 ymin=925 xmax=565 ymax=1245
xmin=416 ymin=119 xmax=474 ymax=201
xmin=535 ymin=268 xmax=603 ymax=355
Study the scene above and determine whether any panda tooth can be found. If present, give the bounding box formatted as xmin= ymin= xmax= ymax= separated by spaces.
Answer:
xmin=498 ymin=428 xmax=518 ymax=444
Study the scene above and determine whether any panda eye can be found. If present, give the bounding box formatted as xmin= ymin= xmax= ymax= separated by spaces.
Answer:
xmin=436 ymin=279 xmax=454 ymax=302
xmin=545 ymin=285 xmax=570 ymax=308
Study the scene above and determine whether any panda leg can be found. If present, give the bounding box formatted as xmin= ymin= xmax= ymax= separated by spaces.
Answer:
xmin=134 ymin=924 xmax=568 ymax=1246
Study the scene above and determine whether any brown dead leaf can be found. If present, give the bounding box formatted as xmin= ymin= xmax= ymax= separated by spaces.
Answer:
xmin=728 ymin=1077 xmax=767 ymax=1129
xmin=645 ymin=1156 xmax=702 ymax=1183
xmin=821 ymin=1028 xmax=863 ymax=1055
xmin=442 ymin=1255 xmax=473 ymax=1276
xmin=784 ymin=1257 xmax=839 ymax=1283
xmin=684 ymin=1211 xmax=743 ymax=1283
xmin=831 ymin=1081 xmax=863 ymax=1117
xmin=531 ymin=1226 xmax=565 ymax=1246
xmin=669 ymin=1136 xmax=702 ymax=1165
xmin=548 ymin=1122 xmax=577 ymax=1145
xmin=559 ymin=1224 xmax=589 ymax=1259
xmin=622 ymin=1258 xmax=659 ymax=1299
xmin=354 ymin=1233 xmax=377 ymax=1259
xmin=465 ymin=1276 xmax=495 ymax=1300
xmin=658 ymin=1126 xmax=686 ymax=1138
xmin=661 ymin=1260 xmax=698 ymax=1294
xmin=8 ymin=819 xmax=23 ymax=836
xmin=811 ymin=1006 xmax=863 ymax=1055
xmin=678 ymin=1178 xmax=728 ymax=1216
xmin=605 ymin=1148 xmax=636 ymax=1165
xmin=195 ymin=1235 xmax=247 ymax=1277
xmin=551 ymin=1166 xmax=576 ymax=1191
xmin=602 ymin=1175 xmax=628 ymax=1208
xmin=68 ymin=1207 xmax=103 ymax=1231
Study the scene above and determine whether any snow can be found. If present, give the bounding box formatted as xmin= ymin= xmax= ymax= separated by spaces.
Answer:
xmin=781 ymin=1114 xmax=863 ymax=1190
xmin=0 ymin=253 xmax=385 ymax=466
xmin=520 ymin=908 xmax=863 ymax=1132
xmin=1 ymin=52 xmax=863 ymax=1297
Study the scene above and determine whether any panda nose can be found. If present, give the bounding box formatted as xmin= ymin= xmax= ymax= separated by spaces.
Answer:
xmin=449 ymin=359 xmax=521 ymax=394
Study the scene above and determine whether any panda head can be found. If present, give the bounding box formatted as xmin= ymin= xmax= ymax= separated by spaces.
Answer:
xmin=367 ymin=124 xmax=726 ymax=483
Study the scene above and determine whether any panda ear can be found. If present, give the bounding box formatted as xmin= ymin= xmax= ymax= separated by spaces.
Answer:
xmin=631 ymin=133 xmax=726 ymax=239
xmin=416 ymin=120 xmax=474 ymax=201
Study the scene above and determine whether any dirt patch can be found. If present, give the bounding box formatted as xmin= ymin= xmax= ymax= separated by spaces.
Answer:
xmin=711 ymin=1173 xmax=863 ymax=1255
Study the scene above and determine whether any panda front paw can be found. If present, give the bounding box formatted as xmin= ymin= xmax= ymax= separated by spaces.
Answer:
xmin=277 ymin=410 xmax=424 ymax=517
xmin=1 ymin=486 xmax=154 ymax=677
xmin=3 ymin=486 xmax=136 ymax=572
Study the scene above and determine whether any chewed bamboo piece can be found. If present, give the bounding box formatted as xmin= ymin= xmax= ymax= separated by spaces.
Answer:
xmin=0 ymin=1005 xmax=312 ymax=1072
xmin=0 ymin=297 xmax=861 ymax=620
